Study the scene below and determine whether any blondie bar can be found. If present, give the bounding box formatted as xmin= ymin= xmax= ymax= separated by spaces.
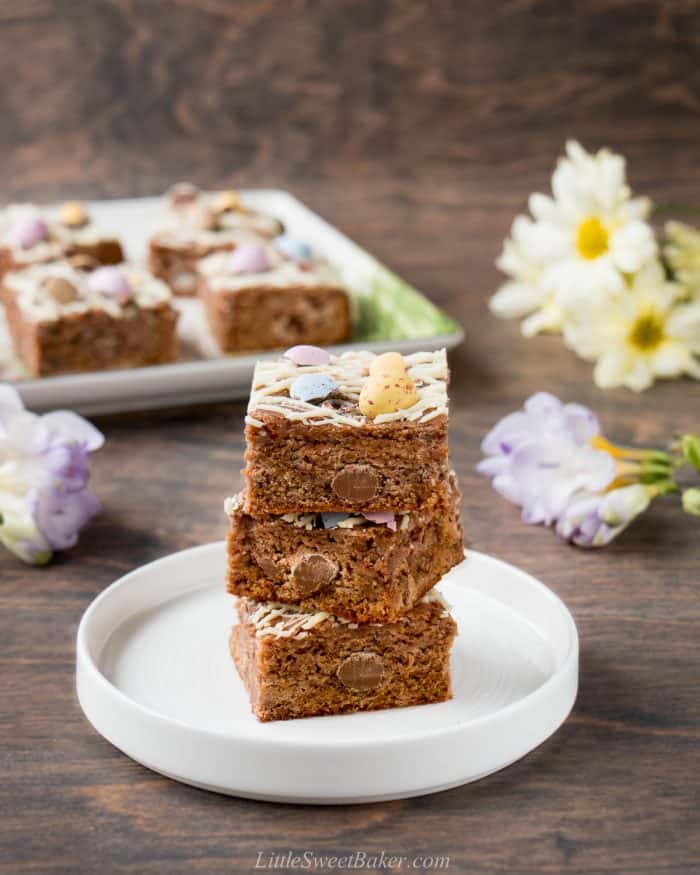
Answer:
xmin=231 ymin=590 xmax=457 ymax=721
xmin=198 ymin=240 xmax=351 ymax=353
xmin=148 ymin=183 xmax=283 ymax=295
xmin=243 ymin=349 xmax=450 ymax=514
xmin=0 ymin=202 xmax=123 ymax=278
xmin=1 ymin=262 xmax=178 ymax=376
xmin=225 ymin=474 xmax=463 ymax=623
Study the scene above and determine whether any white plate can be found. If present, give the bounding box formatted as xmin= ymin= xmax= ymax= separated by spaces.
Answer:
xmin=76 ymin=543 xmax=578 ymax=804
xmin=2 ymin=191 xmax=463 ymax=414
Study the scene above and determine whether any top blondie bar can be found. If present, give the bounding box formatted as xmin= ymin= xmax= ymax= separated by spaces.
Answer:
xmin=244 ymin=348 xmax=450 ymax=514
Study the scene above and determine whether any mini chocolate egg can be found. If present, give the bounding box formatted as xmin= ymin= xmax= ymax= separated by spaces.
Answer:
xmin=336 ymin=652 xmax=384 ymax=691
xmin=8 ymin=216 xmax=48 ymax=249
xmin=331 ymin=465 xmax=379 ymax=503
xmin=87 ymin=266 xmax=132 ymax=303
xmin=68 ymin=253 xmax=101 ymax=272
xmin=369 ymin=351 xmax=406 ymax=378
xmin=43 ymin=276 xmax=79 ymax=304
xmin=289 ymin=373 xmax=338 ymax=402
xmin=274 ymin=235 xmax=312 ymax=263
xmin=229 ymin=243 xmax=270 ymax=275
xmin=359 ymin=372 xmax=418 ymax=418
xmin=290 ymin=552 xmax=338 ymax=596
xmin=284 ymin=345 xmax=330 ymax=366
xmin=58 ymin=201 xmax=89 ymax=228
xmin=212 ymin=190 xmax=244 ymax=214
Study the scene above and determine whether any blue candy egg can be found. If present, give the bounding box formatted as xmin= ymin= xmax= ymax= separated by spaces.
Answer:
xmin=320 ymin=513 xmax=350 ymax=530
xmin=274 ymin=235 xmax=312 ymax=263
xmin=289 ymin=373 xmax=337 ymax=402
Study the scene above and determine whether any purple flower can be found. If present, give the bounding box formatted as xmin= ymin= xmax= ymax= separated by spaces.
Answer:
xmin=477 ymin=392 xmax=614 ymax=526
xmin=33 ymin=487 xmax=100 ymax=551
xmin=0 ymin=385 xmax=103 ymax=564
xmin=556 ymin=484 xmax=651 ymax=547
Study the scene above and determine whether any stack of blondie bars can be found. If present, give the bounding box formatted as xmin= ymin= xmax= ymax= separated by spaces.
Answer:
xmin=226 ymin=345 xmax=464 ymax=721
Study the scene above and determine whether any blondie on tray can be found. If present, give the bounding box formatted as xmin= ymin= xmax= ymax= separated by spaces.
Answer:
xmin=243 ymin=349 xmax=450 ymax=514
xmin=198 ymin=240 xmax=351 ymax=353
xmin=225 ymin=474 xmax=463 ymax=623
xmin=231 ymin=590 xmax=457 ymax=722
xmin=148 ymin=183 xmax=283 ymax=295
xmin=1 ymin=262 xmax=178 ymax=377
xmin=0 ymin=202 xmax=123 ymax=278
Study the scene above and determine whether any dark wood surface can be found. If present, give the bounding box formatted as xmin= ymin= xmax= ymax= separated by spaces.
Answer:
xmin=2 ymin=2 xmax=700 ymax=873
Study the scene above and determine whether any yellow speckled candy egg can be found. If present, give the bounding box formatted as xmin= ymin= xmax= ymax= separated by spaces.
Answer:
xmin=369 ymin=351 xmax=407 ymax=379
xmin=212 ymin=190 xmax=245 ymax=214
xmin=58 ymin=201 xmax=89 ymax=228
xmin=359 ymin=372 xmax=419 ymax=418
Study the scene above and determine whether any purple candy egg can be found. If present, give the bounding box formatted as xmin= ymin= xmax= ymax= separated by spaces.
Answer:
xmin=8 ymin=216 xmax=48 ymax=249
xmin=284 ymin=345 xmax=331 ymax=366
xmin=229 ymin=243 xmax=269 ymax=275
xmin=87 ymin=266 xmax=132 ymax=302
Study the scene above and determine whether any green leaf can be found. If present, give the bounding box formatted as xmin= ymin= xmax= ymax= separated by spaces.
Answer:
xmin=681 ymin=434 xmax=700 ymax=472
xmin=352 ymin=262 xmax=461 ymax=342
xmin=682 ymin=488 xmax=700 ymax=517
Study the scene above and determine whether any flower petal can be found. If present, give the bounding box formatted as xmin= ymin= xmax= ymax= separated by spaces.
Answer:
xmin=490 ymin=281 xmax=543 ymax=319
xmin=650 ymin=341 xmax=695 ymax=379
xmin=609 ymin=220 xmax=657 ymax=273
xmin=594 ymin=348 xmax=632 ymax=389
xmin=41 ymin=411 xmax=105 ymax=451
xmin=34 ymin=487 xmax=100 ymax=550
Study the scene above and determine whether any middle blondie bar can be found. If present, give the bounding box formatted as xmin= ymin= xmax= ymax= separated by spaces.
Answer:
xmin=226 ymin=474 xmax=463 ymax=623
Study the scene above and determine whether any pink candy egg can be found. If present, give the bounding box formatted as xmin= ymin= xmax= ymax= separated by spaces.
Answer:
xmin=87 ymin=266 xmax=132 ymax=303
xmin=8 ymin=216 xmax=48 ymax=249
xmin=362 ymin=512 xmax=398 ymax=531
xmin=284 ymin=345 xmax=331 ymax=366
xmin=229 ymin=243 xmax=269 ymax=275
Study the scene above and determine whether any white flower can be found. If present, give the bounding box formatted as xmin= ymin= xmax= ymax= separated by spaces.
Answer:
xmin=564 ymin=261 xmax=700 ymax=391
xmin=665 ymin=221 xmax=700 ymax=298
xmin=490 ymin=216 xmax=564 ymax=336
xmin=528 ymin=141 xmax=657 ymax=311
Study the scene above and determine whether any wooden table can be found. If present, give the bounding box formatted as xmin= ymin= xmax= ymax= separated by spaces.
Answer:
xmin=2 ymin=178 xmax=698 ymax=874
xmin=2 ymin=2 xmax=700 ymax=872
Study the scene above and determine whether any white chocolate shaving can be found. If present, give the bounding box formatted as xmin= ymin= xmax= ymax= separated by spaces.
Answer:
xmin=245 ymin=601 xmax=339 ymax=640
xmin=198 ymin=248 xmax=342 ymax=293
xmin=151 ymin=189 xmax=281 ymax=247
xmin=0 ymin=203 xmax=118 ymax=260
xmin=242 ymin=586 xmax=448 ymax=640
xmin=3 ymin=262 xmax=172 ymax=323
xmin=278 ymin=511 xmax=410 ymax=530
xmin=225 ymin=497 xmax=410 ymax=531
xmin=224 ymin=494 xmax=244 ymax=516
xmin=246 ymin=349 xmax=448 ymax=428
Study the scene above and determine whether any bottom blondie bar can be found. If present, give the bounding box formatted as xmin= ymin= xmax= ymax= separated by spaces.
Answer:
xmin=231 ymin=591 xmax=457 ymax=722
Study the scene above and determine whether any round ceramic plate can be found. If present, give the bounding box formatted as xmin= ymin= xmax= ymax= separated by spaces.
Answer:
xmin=76 ymin=542 xmax=578 ymax=804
